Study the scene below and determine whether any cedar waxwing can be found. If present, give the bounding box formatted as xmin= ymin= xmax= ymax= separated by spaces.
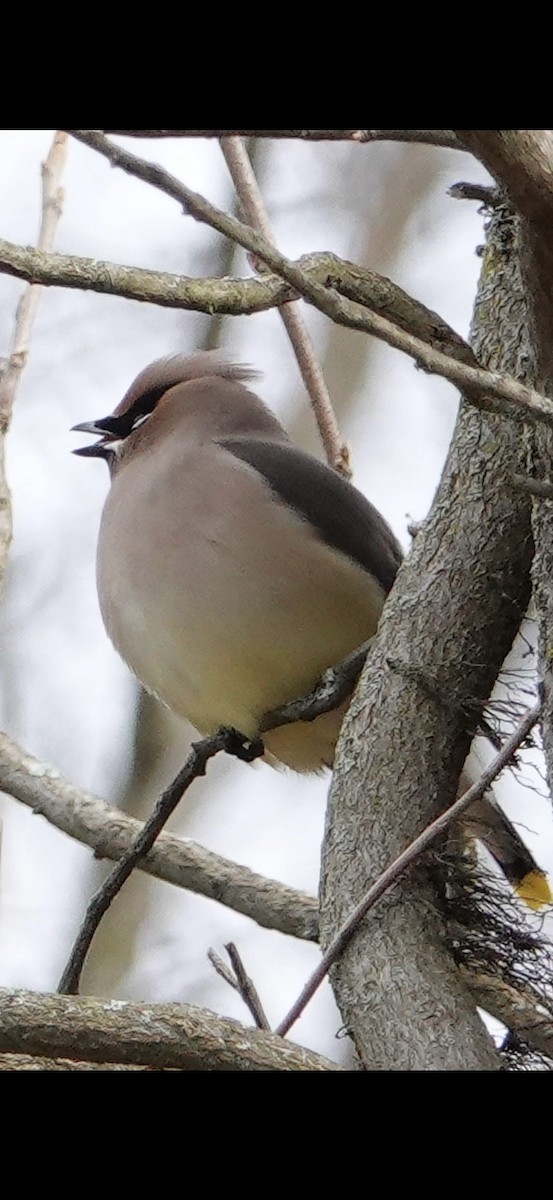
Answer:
xmin=73 ymin=352 xmax=551 ymax=910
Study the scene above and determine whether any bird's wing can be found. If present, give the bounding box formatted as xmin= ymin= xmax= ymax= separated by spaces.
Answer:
xmin=219 ymin=437 xmax=403 ymax=594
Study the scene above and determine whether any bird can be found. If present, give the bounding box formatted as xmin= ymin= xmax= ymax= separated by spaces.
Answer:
xmin=73 ymin=351 xmax=551 ymax=910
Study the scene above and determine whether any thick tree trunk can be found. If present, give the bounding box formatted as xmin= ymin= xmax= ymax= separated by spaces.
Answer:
xmin=454 ymin=132 xmax=553 ymax=846
xmin=320 ymin=200 xmax=535 ymax=1070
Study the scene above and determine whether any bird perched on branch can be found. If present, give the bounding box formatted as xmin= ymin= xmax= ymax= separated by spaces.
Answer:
xmin=73 ymin=352 xmax=551 ymax=910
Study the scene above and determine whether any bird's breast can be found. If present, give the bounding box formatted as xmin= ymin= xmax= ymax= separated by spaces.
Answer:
xmin=96 ymin=441 xmax=385 ymax=768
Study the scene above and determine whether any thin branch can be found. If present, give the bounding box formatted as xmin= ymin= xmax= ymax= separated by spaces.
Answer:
xmin=0 ymin=235 xmax=296 ymax=312
xmin=104 ymin=129 xmax=461 ymax=149
xmin=513 ymin=474 xmax=553 ymax=501
xmin=448 ymin=181 xmax=501 ymax=206
xmin=0 ymin=988 xmax=339 ymax=1070
xmin=463 ymin=970 xmax=553 ymax=1061
xmin=0 ymin=131 xmax=67 ymax=594
xmin=260 ymin=640 xmax=371 ymax=731
xmin=66 ymin=131 xmax=553 ymax=432
xmin=208 ymin=943 xmax=271 ymax=1031
xmin=275 ymin=700 xmax=541 ymax=1038
xmin=57 ymin=640 xmax=374 ymax=994
xmin=0 ymin=236 xmax=470 ymax=362
xmin=0 ymin=729 xmax=317 ymax=940
xmin=56 ymin=729 xmax=263 ymax=994
xmin=1 ymin=228 xmax=553 ymax=434
xmin=220 ymin=135 xmax=349 ymax=474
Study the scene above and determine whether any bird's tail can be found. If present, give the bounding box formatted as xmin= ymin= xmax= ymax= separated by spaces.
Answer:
xmin=462 ymin=791 xmax=552 ymax=910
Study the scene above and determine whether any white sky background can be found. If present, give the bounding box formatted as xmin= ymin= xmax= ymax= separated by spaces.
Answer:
xmin=0 ymin=131 xmax=550 ymax=1063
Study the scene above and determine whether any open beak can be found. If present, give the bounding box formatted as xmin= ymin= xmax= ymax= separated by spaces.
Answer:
xmin=71 ymin=418 xmax=116 ymax=458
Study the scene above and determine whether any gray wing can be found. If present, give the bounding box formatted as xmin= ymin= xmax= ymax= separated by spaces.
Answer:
xmin=219 ymin=437 xmax=402 ymax=594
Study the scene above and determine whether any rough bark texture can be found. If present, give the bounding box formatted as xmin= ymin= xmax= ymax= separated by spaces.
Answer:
xmin=0 ymin=988 xmax=339 ymax=1071
xmin=457 ymin=132 xmax=553 ymax=832
xmin=320 ymin=201 xmax=535 ymax=1070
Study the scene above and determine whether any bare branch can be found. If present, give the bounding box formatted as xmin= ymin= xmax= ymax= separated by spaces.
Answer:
xmin=66 ymin=132 xmax=553 ymax=432
xmin=0 ymin=131 xmax=67 ymax=594
xmin=220 ymin=136 xmax=350 ymax=474
xmin=5 ymin=717 xmax=547 ymax=1054
xmin=57 ymin=638 xmax=378 ymax=994
xmin=0 ymin=729 xmax=318 ymax=941
xmin=208 ymin=943 xmax=271 ymax=1031
xmin=2 ymin=220 xmax=553 ymax=434
xmin=276 ymin=701 xmax=541 ymax=1038
xmin=454 ymin=131 xmax=553 ymax=225
xmin=464 ymin=970 xmax=553 ymax=1061
xmin=104 ymin=129 xmax=461 ymax=149
xmin=448 ymin=181 xmax=501 ymax=206
xmin=512 ymin=474 xmax=553 ymax=501
xmin=0 ymin=236 xmax=295 ymax=312
xmin=0 ymin=988 xmax=339 ymax=1070
xmin=0 ymin=1054 xmax=148 ymax=1071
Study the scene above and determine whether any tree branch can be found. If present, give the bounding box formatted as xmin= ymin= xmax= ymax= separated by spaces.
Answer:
xmin=0 ymin=729 xmax=318 ymax=941
xmin=0 ymin=131 xmax=67 ymax=595
xmin=64 ymin=132 xmax=553 ymax=432
xmin=463 ymin=970 xmax=553 ymax=1061
xmin=4 ymin=725 xmax=552 ymax=1059
xmin=0 ymin=988 xmax=339 ymax=1070
xmin=104 ymin=129 xmax=461 ymax=148
xmin=0 ymin=236 xmax=293 ymax=313
xmin=319 ymin=199 xmax=536 ymax=1071
xmin=276 ymin=701 xmax=541 ymax=1037
xmin=457 ymin=133 xmax=553 ymax=842
xmin=512 ymin=474 xmax=553 ymax=501
xmin=57 ymin=638 xmax=380 ymax=994
xmin=2 ymin=227 xmax=553 ymax=432
xmin=454 ymin=131 xmax=553 ymax=225
xmin=208 ymin=942 xmax=271 ymax=1030
xmin=0 ymin=1054 xmax=148 ymax=1071
xmin=220 ymin=135 xmax=350 ymax=474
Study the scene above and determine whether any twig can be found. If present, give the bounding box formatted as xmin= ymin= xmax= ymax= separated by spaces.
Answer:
xmin=0 ymin=987 xmax=339 ymax=1070
xmin=104 ymin=130 xmax=460 ymax=149
xmin=512 ymin=474 xmax=553 ymax=501
xmin=57 ymin=728 xmax=261 ymax=994
xmin=448 ymin=181 xmax=501 ymax=206
xmin=57 ymin=641 xmax=371 ymax=994
xmin=220 ymin=136 xmax=350 ymax=474
xmin=275 ymin=700 xmax=541 ymax=1038
xmin=66 ymin=132 xmax=553 ymax=432
xmin=208 ymin=943 xmax=271 ymax=1030
xmin=0 ymin=131 xmax=67 ymax=594
xmin=260 ymin=640 xmax=371 ymax=731
xmin=207 ymin=947 xmax=237 ymax=989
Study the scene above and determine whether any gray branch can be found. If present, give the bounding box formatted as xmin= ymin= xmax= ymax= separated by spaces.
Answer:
xmin=456 ymin=132 xmax=553 ymax=852
xmin=0 ymin=730 xmax=318 ymax=941
xmin=3 ymin=722 xmax=553 ymax=1057
xmin=2 ymin=229 xmax=553 ymax=432
xmin=0 ymin=988 xmax=339 ymax=1070
xmin=104 ymin=130 xmax=461 ymax=149
xmin=320 ymin=200 xmax=536 ymax=1070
